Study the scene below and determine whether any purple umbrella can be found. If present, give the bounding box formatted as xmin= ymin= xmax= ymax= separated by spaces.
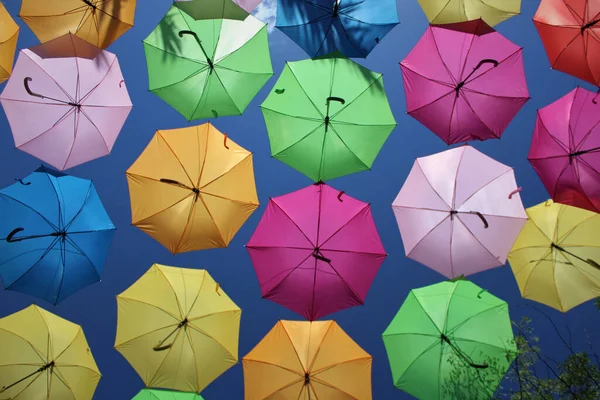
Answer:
xmin=400 ymin=19 xmax=529 ymax=145
xmin=246 ymin=182 xmax=387 ymax=320
xmin=0 ymin=33 xmax=132 ymax=171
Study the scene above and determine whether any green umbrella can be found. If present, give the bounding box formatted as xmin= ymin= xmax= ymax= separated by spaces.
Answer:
xmin=174 ymin=0 xmax=248 ymax=21
xmin=143 ymin=5 xmax=273 ymax=121
xmin=260 ymin=52 xmax=396 ymax=182
xmin=382 ymin=280 xmax=517 ymax=400
xmin=132 ymin=389 xmax=203 ymax=400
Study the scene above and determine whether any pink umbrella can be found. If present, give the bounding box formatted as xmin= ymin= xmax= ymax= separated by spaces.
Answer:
xmin=0 ymin=33 xmax=132 ymax=171
xmin=246 ymin=182 xmax=387 ymax=320
xmin=401 ymin=19 xmax=530 ymax=145
xmin=529 ymin=87 xmax=600 ymax=213
xmin=392 ymin=145 xmax=527 ymax=279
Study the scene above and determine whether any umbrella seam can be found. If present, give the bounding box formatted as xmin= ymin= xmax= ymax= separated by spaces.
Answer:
xmin=271 ymin=200 xmax=316 ymax=247
xmin=60 ymin=108 xmax=82 ymax=171
xmin=77 ymin=107 xmax=111 ymax=154
xmin=13 ymin=107 xmax=75 ymax=150
xmin=415 ymin=160 xmax=452 ymax=209
xmin=199 ymin=153 xmax=252 ymax=190
xmin=157 ymin=132 xmax=195 ymax=186
xmin=429 ymin=27 xmax=459 ymax=84
xmin=317 ymin=204 xmax=370 ymax=248
xmin=187 ymin=323 xmax=238 ymax=362
xmin=157 ymin=266 xmax=186 ymax=318
xmin=142 ymin=41 xmax=209 ymax=70
xmin=173 ymin=194 xmax=199 ymax=254
xmin=21 ymin=52 xmax=76 ymax=104
xmin=454 ymin=168 xmax=514 ymax=209
xmin=287 ymin=65 xmax=326 ymax=119
xmin=280 ymin=321 xmax=312 ymax=373
xmin=307 ymin=321 xmax=336 ymax=373
xmin=0 ymin=193 xmax=59 ymax=231
xmin=330 ymin=75 xmax=385 ymax=120
xmin=79 ymin=55 xmax=119 ymax=104
xmin=195 ymin=192 xmax=227 ymax=247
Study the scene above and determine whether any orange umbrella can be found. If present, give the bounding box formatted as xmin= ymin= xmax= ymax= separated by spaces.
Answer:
xmin=243 ymin=320 xmax=372 ymax=399
xmin=19 ymin=0 xmax=136 ymax=49
xmin=534 ymin=0 xmax=600 ymax=85
xmin=126 ymin=123 xmax=259 ymax=254
xmin=0 ymin=2 xmax=19 ymax=83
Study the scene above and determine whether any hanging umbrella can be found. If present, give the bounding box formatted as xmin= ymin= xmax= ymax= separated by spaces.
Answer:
xmin=19 ymin=0 xmax=136 ymax=49
xmin=382 ymin=280 xmax=516 ymax=400
xmin=401 ymin=19 xmax=529 ymax=145
xmin=173 ymin=0 xmax=249 ymax=20
xmin=417 ymin=0 xmax=520 ymax=26
xmin=0 ymin=2 xmax=19 ymax=84
xmin=392 ymin=145 xmax=527 ymax=279
xmin=246 ymin=182 xmax=387 ymax=320
xmin=261 ymin=52 xmax=396 ymax=182
xmin=534 ymin=0 xmax=600 ymax=86
xmin=126 ymin=123 xmax=259 ymax=254
xmin=508 ymin=199 xmax=600 ymax=312
xmin=529 ymin=87 xmax=600 ymax=213
xmin=0 ymin=304 xmax=100 ymax=399
xmin=243 ymin=320 xmax=372 ymax=399
xmin=143 ymin=5 xmax=273 ymax=121
xmin=0 ymin=33 xmax=132 ymax=171
xmin=132 ymin=389 xmax=204 ymax=400
xmin=0 ymin=166 xmax=115 ymax=304
xmin=115 ymin=264 xmax=241 ymax=393
xmin=275 ymin=0 xmax=399 ymax=58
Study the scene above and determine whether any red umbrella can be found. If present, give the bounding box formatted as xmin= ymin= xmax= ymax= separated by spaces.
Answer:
xmin=400 ymin=19 xmax=530 ymax=145
xmin=534 ymin=0 xmax=600 ymax=86
xmin=529 ymin=87 xmax=600 ymax=213
xmin=246 ymin=182 xmax=387 ymax=320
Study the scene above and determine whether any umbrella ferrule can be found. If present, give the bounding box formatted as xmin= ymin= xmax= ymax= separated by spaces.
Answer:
xmin=82 ymin=0 xmax=97 ymax=9
xmin=332 ymin=1 xmax=339 ymax=16
xmin=582 ymin=19 xmax=600 ymax=34
xmin=304 ymin=373 xmax=310 ymax=385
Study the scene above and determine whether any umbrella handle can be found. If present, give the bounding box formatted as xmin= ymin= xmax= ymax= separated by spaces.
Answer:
xmin=178 ymin=30 xmax=214 ymax=69
xmin=473 ymin=212 xmax=489 ymax=229
xmin=593 ymin=87 xmax=600 ymax=104
xmin=223 ymin=134 xmax=229 ymax=149
xmin=152 ymin=343 xmax=173 ymax=351
xmin=582 ymin=19 xmax=600 ymax=34
xmin=23 ymin=77 xmax=45 ymax=99
xmin=326 ymin=96 xmax=345 ymax=105
xmin=337 ymin=191 xmax=344 ymax=201
xmin=508 ymin=187 xmax=522 ymax=199
xmin=474 ymin=59 xmax=499 ymax=70
xmin=6 ymin=227 xmax=24 ymax=243
xmin=16 ymin=178 xmax=30 ymax=185
xmin=587 ymin=259 xmax=600 ymax=270
xmin=312 ymin=253 xmax=331 ymax=263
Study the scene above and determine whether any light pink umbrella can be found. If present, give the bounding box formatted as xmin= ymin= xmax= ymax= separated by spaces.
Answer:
xmin=246 ymin=182 xmax=387 ymax=320
xmin=392 ymin=145 xmax=527 ymax=279
xmin=401 ymin=19 xmax=530 ymax=145
xmin=0 ymin=33 xmax=132 ymax=171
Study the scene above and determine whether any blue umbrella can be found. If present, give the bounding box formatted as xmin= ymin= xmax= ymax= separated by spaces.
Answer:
xmin=0 ymin=166 xmax=115 ymax=304
xmin=275 ymin=0 xmax=399 ymax=58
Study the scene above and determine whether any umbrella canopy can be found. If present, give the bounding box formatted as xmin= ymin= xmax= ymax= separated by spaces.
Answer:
xmin=392 ymin=145 xmax=527 ymax=279
xmin=0 ymin=2 xmax=19 ymax=84
xmin=417 ymin=0 xmax=521 ymax=26
xmin=143 ymin=5 xmax=273 ymax=121
xmin=126 ymin=123 xmax=259 ymax=254
xmin=529 ymin=87 xmax=600 ymax=213
xmin=0 ymin=304 xmax=100 ymax=399
xmin=508 ymin=199 xmax=600 ymax=312
xmin=19 ymin=0 xmax=136 ymax=49
xmin=246 ymin=182 xmax=386 ymax=320
xmin=261 ymin=52 xmax=396 ymax=182
xmin=0 ymin=33 xmax=132 ymax=171
xmin=132 ymin=389 xmax=204 ymax=400
xmin=275 ymin=0 xmax=399 ymax=58
xmin=0 ymin=166 xmax=115 ymax=304
xmin=243 ymin=320 xmax=372 ymax=400
xmin=401 ymin=19 xmax=529 ymax=145
xmin=534 ymin=0 xmax=600 ymax=86
xmin=173 ymin=0 xmax=249 ymax=20
xmin=115 ymin=264 xmax=241 ymax=393
xmin=382 ymin=280 xmax=516 ymax=400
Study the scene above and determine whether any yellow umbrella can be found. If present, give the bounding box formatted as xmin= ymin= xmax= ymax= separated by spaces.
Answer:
xmin=126 ymin=123 xmax=259 ymax=254
xmin=114 ymin=264 xmax=241 ymax=393
xmin=508 ymin=199 xmax=600 ymax=312
xmin=418 ymin=0 xmax=520 ymax=26
xmin=0 ymin=305 xmax=100 ymax=399
xmin=243 ymin=320 xmax=372 ymax=400
xmin=0 ymin=2 xmax=19 ymax=84
xmin=19 ymin=0 xmax=136 ymax=49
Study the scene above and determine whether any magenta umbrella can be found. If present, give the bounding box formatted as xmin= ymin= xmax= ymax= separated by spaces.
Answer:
xmin=392 ymin=145 xmax=527 ymax=279
xmin=0 ymin=33 xmax=132 ymax=171
xmin=401 ymin=19 xmax=530 ymax=145
xmin=529 ymin=87 xmax=600 ymax=213
xmin=246 ymin=182 xmax=387 ymax=320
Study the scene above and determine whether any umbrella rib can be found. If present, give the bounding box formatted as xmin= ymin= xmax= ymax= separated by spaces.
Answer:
xmin=336 ymin=15 xmax=365 ymax=56
xmin=115 ymin=296 xmax=181 ymax=322
xmin=310 ymin=375 xmax=360 ymax=399
xmin=187 ymin=308 xmax=240 ymax=323
xmin=454 ymin=216 xmax=504 ymax=265
xmin=199 ymin=191 xmax=258 ymax=206
xmin=260 ymin=106 xmax=323 ymax=124
xmin=143 ymin=42 xmax=209 ymax=68
xmin=199 ymin=153 xmax=252 ymax=189
xmin=461 ymin=86 xmax=529 ymax=100
xmin=187 ymin=324 xmax=237 ymax=361
xmin=130 ymin=190 xmax=194 ymax=226
xmin=306 ymin=321 xmax=336 ymax=373
xmin=330 ymin=75 xmax=385 ymax=120
xmin=158 ymin=132 xmax=195 ymax=187
xmin=287 ymin=66 xmax=326 ymax=119
xmin=213 ymin=26 xmax=265 ymax=66
xmin=60 ymin=108 xmax=82 ymax=171
xmin=15 ymin=107 xmax=75 ymax=150
xmin=454 ymin=169 xmax=513 ymax=210
xmin=310 ymin=355 xmax=372 ymax=375
xmin=0 ymin=329 xmax=47 ymax=364
xmin=4 ymin=239 xmax=61 ymax=292
xmin=258 ymin=256 xmax=314 ymax=295
xmin=560 ymin=252 xmax=600 ymax=288
xmin=319 ymin=258 xmax=364 ymax=305
xmin=173 ymin=196 xmax=198 ymax=254
xmin=182 ymin=328 xmax=201 ymax=390
xmin=1 ymin=365 xmax=48 ymax=399
xmin=196 ymin=193 xmax=227 ymax=246
xmin=157 ymin=266 xmax=186 ymax=317
xmin=79 ymin=56 xmax=118 ymax=104
xmin=271 ymin=123 xmax=325 ymax=158
xmin=272 ymin=201 xmax=316 ymax=247
xmin=446 ymin=303 xmax=506 ymax=335
xmin=406 ymin=216 xmax=451 ymax=259
xmin=430 ymin=0 xmax=453 ymax=23
xmin=429 ymin=27 xmax=459 ymax=84
xmin=317 ymin=204 xmax=369 ymax=247
xmin=78 ymin=107 xmax=111 ymax=153
xmin=415 ymin=160 xmax=452 ymax=209
xmin=464 ymin=48 xmax=522 ymax=86
xmin=114 ymin=322 xmax=180 ymax=348
xmin=310 ymin=184 xmax=325 ymax=318
xmin=536 ymin=116 xmax=571 ymax=155
xmin=196 ymin=122 xmax=211 ymax=188
xmin=327 ymin=125 xmax=370 ymax=171
xmin=22 ymin=53 xmax=76 ymax=105
xmin=0 ymin=193 xmax=59 ymax=231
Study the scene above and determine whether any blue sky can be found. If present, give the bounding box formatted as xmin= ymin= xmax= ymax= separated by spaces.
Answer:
xmin=0 ymin=0 xmax=599 ymax=399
